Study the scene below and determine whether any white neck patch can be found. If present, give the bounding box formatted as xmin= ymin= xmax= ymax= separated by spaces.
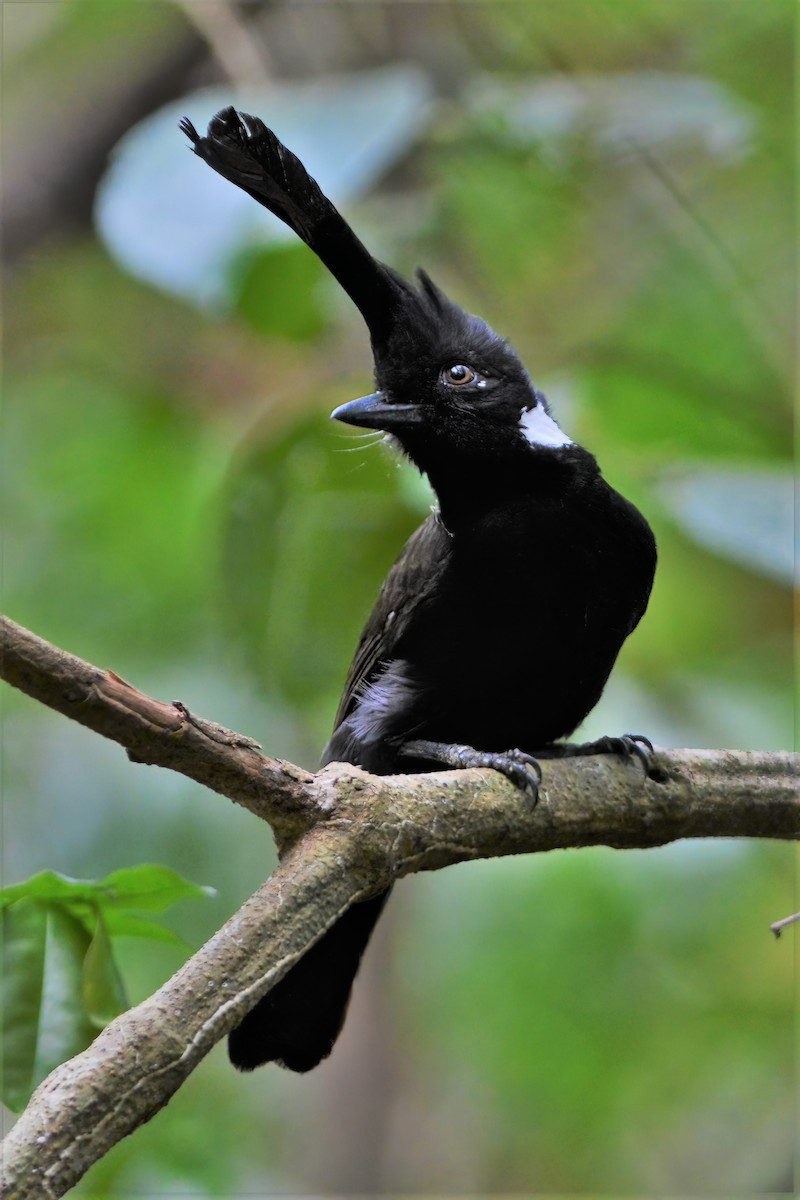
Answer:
xmin=519 ymin=404 xmax=573 ymax=449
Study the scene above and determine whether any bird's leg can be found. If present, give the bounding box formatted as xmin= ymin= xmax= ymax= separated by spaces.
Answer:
xmin=400 ymin=739 xmax=541 ymax=803
xmin=535 ymin=733 xmax=665 ymax=780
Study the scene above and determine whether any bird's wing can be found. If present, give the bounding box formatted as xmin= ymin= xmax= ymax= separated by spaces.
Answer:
xmin=332 ymin=512 xmax=451 ymax=730
xmin=180 ymin=107 xmax=414 ymax=349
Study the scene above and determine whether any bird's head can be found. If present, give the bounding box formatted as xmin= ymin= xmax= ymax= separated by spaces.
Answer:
xmin=332 ymin=270 xmax=576 ymax=488
xmin=179 ymin=108 xmax=582 ymax=500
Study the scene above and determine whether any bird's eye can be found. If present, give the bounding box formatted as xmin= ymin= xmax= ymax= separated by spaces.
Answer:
xmin=442 ymin=363 xmax=477 ymax=387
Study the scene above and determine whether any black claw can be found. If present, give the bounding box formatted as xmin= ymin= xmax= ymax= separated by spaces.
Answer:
xmin=491 ymin=751 xmax=541 ymax=804
xmin=499 ymin=748 xmax=543 ymax=801
xmin=625 ymin=735 xmax=669 ymax=783
xmin=400 ymin=739 xmax=541 ymax=804
xmin=619 ymin=733 xmax=668 ymax=781
xmin=617 ymin=733 xmax=650 ymax=772
xmin=534 ymin=731 xmax=666 ymax=782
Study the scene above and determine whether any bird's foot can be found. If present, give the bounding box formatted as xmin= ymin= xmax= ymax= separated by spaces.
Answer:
xmin=401 ymin=739 xmax=541 ymax=803
xmin=536 ymin=733 xmax=666 ymax=781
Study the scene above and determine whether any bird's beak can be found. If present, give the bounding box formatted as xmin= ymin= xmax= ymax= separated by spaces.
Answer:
xmin=331 ymin=391 xmax=424 ymax=430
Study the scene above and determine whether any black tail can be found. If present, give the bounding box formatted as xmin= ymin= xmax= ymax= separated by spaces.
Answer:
xmin=180 ymin=108 xmax=413 ymax=350
xmin=228 ymin=888 xmax=391 ymax=1072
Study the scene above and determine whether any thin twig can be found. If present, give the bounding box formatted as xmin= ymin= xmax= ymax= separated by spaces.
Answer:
xmin=770 ymin=911 xmax=800 ymax=938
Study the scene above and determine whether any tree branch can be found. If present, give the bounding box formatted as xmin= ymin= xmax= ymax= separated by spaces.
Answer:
xmin=1 ymin=613 xmax=797 ymax=1198
xmin=0 ymin=615 xmax=316 ymax=849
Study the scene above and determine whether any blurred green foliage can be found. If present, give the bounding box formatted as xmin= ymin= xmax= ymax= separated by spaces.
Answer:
xmin=3 ymin=0 xmax=795 ymax=1195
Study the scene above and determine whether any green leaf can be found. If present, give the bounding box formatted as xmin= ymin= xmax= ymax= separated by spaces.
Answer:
xmin=1 ymin=901 xmax=96 ymax=1112
xmin=99 ymin=912 xmax=190 ymax=947
xmin=0 ymin=865 xmax=214 ymax=915
xmin=82 ymin=911 xmax=128 ymax=1029
xmin=1 ymin=868 xmax=212 ymax=1109
xmin=0 ymin=869 xmax=95 ymax=910
xmin=95 ymin=864 xmax=215 ymax=912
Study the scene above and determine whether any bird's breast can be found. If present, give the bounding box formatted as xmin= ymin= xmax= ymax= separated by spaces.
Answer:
xmin=390 ymin=496 xmax=653 ymax=747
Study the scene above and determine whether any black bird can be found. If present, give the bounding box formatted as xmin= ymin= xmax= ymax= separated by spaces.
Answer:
xmin=181 ymin=108 xmax=658 ymax=1073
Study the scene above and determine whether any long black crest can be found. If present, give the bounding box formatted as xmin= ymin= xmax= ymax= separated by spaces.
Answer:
xmin=180 ymin=107 xmax=414 ymax=349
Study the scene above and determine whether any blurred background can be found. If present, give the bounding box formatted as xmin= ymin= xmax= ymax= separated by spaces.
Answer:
xmin=2 ymin=0 xmax=795 ymax=1194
